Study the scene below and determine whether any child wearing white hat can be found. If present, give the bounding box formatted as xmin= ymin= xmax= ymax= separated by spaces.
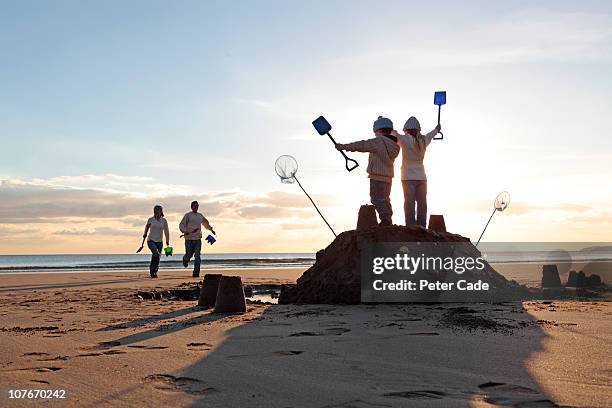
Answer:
xmin=335 ymin=116 xmax=400 ymax=226
xmin=393 ymin=117 xmax=441 ymax=227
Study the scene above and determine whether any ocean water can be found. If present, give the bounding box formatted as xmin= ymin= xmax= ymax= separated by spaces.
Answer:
xmin=1 ymin=247 xmax=611 ymax=272
xmin=1 ymin=246 xmax=610 ymax=289
xmin=0 ymin=253 xmax=315 ymax=272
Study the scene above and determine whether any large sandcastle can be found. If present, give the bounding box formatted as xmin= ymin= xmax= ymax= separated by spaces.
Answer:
xmin=279 ymin=220 xmax=529 ymax=304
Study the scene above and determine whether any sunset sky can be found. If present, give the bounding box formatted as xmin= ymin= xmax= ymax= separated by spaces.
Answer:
xmin=1 ymin=0 xmax=611 ymax=254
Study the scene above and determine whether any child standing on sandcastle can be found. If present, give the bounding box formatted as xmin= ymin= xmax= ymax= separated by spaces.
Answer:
xmin=393 ymin=117 xmax=441 ymax=227
xmin=335 ymin=116 xmax=400 ymax=226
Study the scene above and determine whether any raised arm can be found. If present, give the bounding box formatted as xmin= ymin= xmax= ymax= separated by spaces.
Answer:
xmin=336 ymin=138 xmax=382 ymax=153
xmin=423 ymin=125 xmax=442 ymax=146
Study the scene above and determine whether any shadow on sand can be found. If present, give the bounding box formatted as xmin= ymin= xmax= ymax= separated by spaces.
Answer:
xmin=96 ymin=306 xmax=204 ymax=332
xmin=0 ymin=277 xmax=146 ymax=293
xmin=97 ymin=306 xmax=226 ymax=347
xmin=160 ymin=302 xmax=560 ymax=408
xmin=81 ymin=306 xmax=229 ymax=408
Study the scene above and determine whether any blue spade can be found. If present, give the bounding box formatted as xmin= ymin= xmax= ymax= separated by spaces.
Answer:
xmin=312 ymin=116 xmax=359 ymax=172
xmin=434 ymin=91 xmax=446 ymax=140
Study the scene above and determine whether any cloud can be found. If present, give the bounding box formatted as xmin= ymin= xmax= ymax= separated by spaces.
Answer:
xmin=54 ymin=227 xmax=138 ymax=237
xmin=0 ymin=176 xmax=333 ymax=223
xmin=507 ymin=202 xmax=592 ymax=216
xmin=0 ymin=179 xmax=152 ymax=219
xmin=120 ymin=216 xmax=150 ymax=227
xmin=255 ymin=191 xmax=334 ymax=208
xmin=569 ymin=212 xmax=612 ymax=225
xmin=0 ymin=174 xmax=344 ymax=253
xmin=331 ymin=10 xmax=612 ymax=68
xmin=0 ymin=217 xmax=90 ymax=224
xmin=459 ymin=199 xmax=592 ymax=216
xmin=0 ymin=226 xmax=40 ymax=238
xmin=237 ymin=205 xmax=292 ymax=219
xmin=281 ymin=222 xmax=323 ymax=230
xmin=137 ymin=156 xmax=243 ymax=171
xmin=27 ymin=174 xmax=193 ymax=197
xmin=233 ymin=97 xmax=276 ymax=111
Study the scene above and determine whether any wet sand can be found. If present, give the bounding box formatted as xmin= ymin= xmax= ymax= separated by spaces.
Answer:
xmin=0 ymin=268 xmax=610 ymax=407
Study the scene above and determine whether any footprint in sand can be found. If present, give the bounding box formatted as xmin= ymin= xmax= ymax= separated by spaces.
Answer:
xmin=103 ymin=349 xmax=127 ymax=355
xmin=226 ymin=354 xmax=249 ymax=359
xmin=290 ymin=328 xmax=350 ymax=337
xmin=325 ymin=328 xmax=350 ymax=335
xmin=144 ymin=374 xmax=217 ymax=395
xmin=76 ymin=352 xmax=104 ymax=357
xmin=317 ymin=321 xmax=348 ymax=327
xmin=127 ymin=345 xmax=168 ymax=350
xmin=22 ymin=352 xmax=49 ymax=357
xmin=273 ymin=350 xmax=304 ymax=356
xmin=479 ymin=382 xmax=540 ymax=394
xmin=478 ymin=382 xmax=556 ymax=407
xmin=326 ymin=399 xmax=402 ymax=407
xmin=38 ymin=355 xmax=70 ymax=361
xmin=77 ymin=341 xmax=130 ymax=356
xmin=78 ymin=342 xmax=116 ymax=353
xmin=290 ymin=331 xmax=318 ymax=337
xmin=383 ymin=390 xmax=446 ymax=400
xmin=1 ymin=326 xmax=59 ymax=334
xmin=14 ymin=366 xmax=63 ymax=373
xmin=186 ymin=342 xmax=212 ymax=351
xmin=97 ymin=341 xmax=121 ymax=348
xmin=76 ymin=349 xmax=128 ymax=357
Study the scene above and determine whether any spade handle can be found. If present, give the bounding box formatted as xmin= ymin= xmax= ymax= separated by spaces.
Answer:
xmin=434 ymin=105 xmax=444 ymax=140
xmin=326 ymin=132 xmax=359 ymax=172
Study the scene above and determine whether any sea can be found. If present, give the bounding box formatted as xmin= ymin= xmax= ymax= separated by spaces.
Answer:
xmin=0 ymin=253 xmax=315 ymax=273
xmin=1 ymin=246 xmax=611 ymax=272
xmin=1 ymin=245 xmax=611 ymax=289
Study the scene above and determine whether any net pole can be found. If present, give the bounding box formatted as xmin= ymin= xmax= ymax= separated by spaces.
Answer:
xmin=294 ymin=176 xmax=337 ymax=238
xmin=476 ymin=208 xmax=497 ymax=247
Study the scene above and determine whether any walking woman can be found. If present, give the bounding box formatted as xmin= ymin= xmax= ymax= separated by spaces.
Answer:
xmin=142 ymin=205 xmax=170 ymax=278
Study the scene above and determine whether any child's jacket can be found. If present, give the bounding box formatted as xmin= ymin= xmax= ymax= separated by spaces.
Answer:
xmin=398 ymin=128 xmax=438 ymax=181
xmin=336 ymin=136 xmax=400 ymax=183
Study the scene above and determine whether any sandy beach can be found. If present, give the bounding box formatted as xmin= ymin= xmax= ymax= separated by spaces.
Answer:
xmin=0 ymin=268 xmax=610 ymax=407
xmin=4 ymin=1 xmax=612 ymax=406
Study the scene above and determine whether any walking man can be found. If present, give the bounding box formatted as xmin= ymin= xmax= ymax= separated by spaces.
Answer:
xmin=179 ymin=201 xmax=216 ymax=277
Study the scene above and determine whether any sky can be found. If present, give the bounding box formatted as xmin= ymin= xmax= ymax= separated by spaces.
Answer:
xmin=1 ymin=0 xmax=611 ymax=254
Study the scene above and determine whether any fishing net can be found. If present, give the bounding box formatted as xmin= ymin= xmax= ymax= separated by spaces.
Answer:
xmin=494 ymin=191 xmax=510 ymax=211
xmin=477 ymin=191 xmax=511 ymax=246
xmin=275 ymin=155 xmax=298 ymax=184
